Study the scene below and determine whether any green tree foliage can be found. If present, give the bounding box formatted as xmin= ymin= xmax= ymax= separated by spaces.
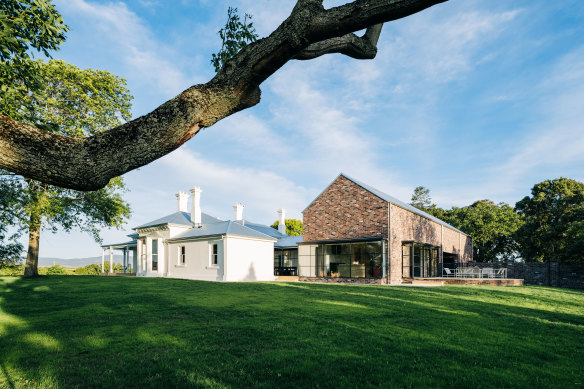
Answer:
xmin=75 ymin=263 xmax=122 ymax=275
xmin=565 ymin=221 xmax=584 ymax=262
xmin=0 ymin=0 xmax=68 ymax=119
xmin=211 ymin=7 xmax=258 ymax=73
xmin=0 ymin=59 xmax=133 ymax=276
xmin=271 ymin=219 xmax=303 ymax=236
xmin=515 ymin=178 xmax=584 ymax=263
xmin=447 ymin=200 xmax=524 ymax=262
xmin=46 ymin=264 xmax=65 ymax=275
xmin=0 ymin=226 xmax=22 ymax=265
xmin=410 ymin=186 xmax=432 ymax=211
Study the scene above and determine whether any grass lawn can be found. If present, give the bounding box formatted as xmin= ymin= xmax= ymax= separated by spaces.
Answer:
xmin=1 ymin=277 xmax=583 ymax=388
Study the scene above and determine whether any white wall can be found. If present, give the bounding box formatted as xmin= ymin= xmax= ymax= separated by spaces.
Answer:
xmin=224 ymin=236 xmax=275 ymax=281
xmin=166 ymin=239 xmax=224 ymax=281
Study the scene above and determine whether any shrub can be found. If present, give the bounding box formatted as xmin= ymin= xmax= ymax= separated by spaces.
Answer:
xmin=46 ymin=265 xmax=66 ymax=275
xmin=76 ymin=264 xmax=101 ymax=275
xmin=0 ymin=264 xmax=25 ymax=276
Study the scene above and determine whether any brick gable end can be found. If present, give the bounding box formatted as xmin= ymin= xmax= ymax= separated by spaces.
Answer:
xmin=303 ymin=176 xmax=389 ymax=242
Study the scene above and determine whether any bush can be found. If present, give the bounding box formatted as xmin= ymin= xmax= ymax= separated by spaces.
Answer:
xmin=0 ymin=264 xmax=25 ymax=276
xmin=75 ymin=264 xmax=101 ymax=275
xmin=75 ymin=263 xmax=124 ymax=275
xmin=46 ymin=265 xmax=66 ymax=275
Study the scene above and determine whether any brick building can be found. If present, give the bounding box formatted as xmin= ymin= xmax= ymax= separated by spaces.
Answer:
xmin=299 ymin=174 xmax=472 ymax=284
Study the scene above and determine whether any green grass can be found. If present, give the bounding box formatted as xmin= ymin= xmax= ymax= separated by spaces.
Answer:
xmin=1 ymin=277 xmax=583 ymax=388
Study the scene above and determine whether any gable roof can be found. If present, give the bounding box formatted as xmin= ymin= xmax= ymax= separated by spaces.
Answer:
xmin=168 ymin=220 xmax=277 ymax=242
xmin=243 ymin=220 xmax=287 ymax=239
xmin=304 ymin=173 xmax=466 ymax=235
xmin=134 ymin=211 xmax=222 ymax=230
xmin=275 ymin=235 xmax=303 ymax=248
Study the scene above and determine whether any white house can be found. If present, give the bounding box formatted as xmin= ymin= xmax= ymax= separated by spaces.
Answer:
xmin=101 ymin=186 xmax=293 ymax=281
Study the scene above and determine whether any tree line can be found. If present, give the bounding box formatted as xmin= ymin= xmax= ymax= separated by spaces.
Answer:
xmin=409 ymin=179 xmax=584 ymax=263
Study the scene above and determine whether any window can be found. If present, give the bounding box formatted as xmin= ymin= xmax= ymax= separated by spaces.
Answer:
xmin=210 ymin=243 xmax=218 ymax=266
xmin=304 ymin=241 xmax=382 ymax=278
xmin=152 ymin=239 xmax=158 ymax=271
xmin=179 ymin=246 xmax=186 ymax=265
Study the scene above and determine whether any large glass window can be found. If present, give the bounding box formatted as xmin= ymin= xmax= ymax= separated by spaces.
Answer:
xmin=298 ymin=241 xmax=383 ymax=278
xmin=402 ymin=242 xmax=441 ymax=278
xmin=402 ymin=244 xmax=412 ymax=278
xmin=274 ymin=249 xmax=298 ymax=275
xmin=152 ymin=239 xmax=158 ymax=271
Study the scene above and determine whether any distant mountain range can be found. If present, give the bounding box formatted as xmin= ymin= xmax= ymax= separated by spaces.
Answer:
xmin=39 ymin=255 xmax=124 ymax=268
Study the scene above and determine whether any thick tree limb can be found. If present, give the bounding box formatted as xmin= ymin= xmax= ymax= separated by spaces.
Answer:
xmin=294 ymin=24 xmax=383 ymax=60
xmin=0 ymin=0 xmax=447 ymax=191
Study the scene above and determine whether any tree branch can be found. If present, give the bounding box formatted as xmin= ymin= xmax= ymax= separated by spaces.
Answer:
xmin=0 ymin=0 xmax=447 ymax=191
xmin=294 ymin=24 xmax=383 ymax=60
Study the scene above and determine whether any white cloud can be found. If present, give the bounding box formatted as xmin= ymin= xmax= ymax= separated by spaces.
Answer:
xmin=57 ymin=0 xmax=190 ymax=97
xmin=159 ymin=148 xmax=313 ymax=223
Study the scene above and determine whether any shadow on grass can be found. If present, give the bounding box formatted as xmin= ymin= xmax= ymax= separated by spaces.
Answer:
xmin=1 ymin=276 xmax=583 ymax=388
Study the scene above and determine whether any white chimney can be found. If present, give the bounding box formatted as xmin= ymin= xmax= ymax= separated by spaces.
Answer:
xmin=190 ymin=186 xmax=202 ymax=227
xmin=176 ymin=191 xmax=188 ymax=213
xmin=278 ymin=208 xmax=287 ymax=235
xmin=233 ymin=203 xmax=244 ymax=221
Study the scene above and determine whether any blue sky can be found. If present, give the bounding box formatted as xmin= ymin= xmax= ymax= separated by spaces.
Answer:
xmin=33 ymin=0 xmax=584 ymax=259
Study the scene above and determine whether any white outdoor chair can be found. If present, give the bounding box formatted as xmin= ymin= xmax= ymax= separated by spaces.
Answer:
xmin=482 ymin=267 xmax=494 ymax=278
xmin=443 ymin=267 xmax=454 ymax=277
xmin=495 ymin=268 xmax=507 ymax=278
xmin=457 ymin=267 xmax=473 ymax=278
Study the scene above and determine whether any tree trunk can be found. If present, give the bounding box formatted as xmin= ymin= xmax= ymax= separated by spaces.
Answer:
xmin=24 ymin=220 xmax=41 ymax=277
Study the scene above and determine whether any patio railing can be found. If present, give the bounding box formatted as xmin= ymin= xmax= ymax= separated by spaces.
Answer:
xmin=441 ymin=264 xmax=508 ymax=279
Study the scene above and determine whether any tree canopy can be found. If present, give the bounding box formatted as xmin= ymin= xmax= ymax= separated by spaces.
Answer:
xmin=515 ymin=178 xmax=584 ymax=263
xmin=271 ymin=219 xmax=303 ymax=236
xmin=447 ymin=200 xmax=523 ymax=262
xmin=0 ymin=59 xmax=132 ymax=276
xmin=0 ymin=0 xmax=447 ymax=190
xmin=0 ymin=0 xmax=68 ymax=119
xmin=410 ymin=186 xmax=432 ymax=211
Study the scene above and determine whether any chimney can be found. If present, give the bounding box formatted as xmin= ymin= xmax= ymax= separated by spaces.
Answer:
xmin=190 ymin=186 xmax=202 ymax=227
xmin=176 ymin=191 xmax=188 ymax=213
xmin=233 ymin=203 xmax=244 ymax=221
xmin=278 ymin=208 xmax=287 ymax=235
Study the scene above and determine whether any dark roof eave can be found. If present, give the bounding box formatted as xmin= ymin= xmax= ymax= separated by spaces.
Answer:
xmin=299 ymin=237 xmax=384 ymax=245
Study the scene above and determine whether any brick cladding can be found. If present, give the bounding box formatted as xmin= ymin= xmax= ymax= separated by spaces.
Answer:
xmin=302 ymin=174 xmax=473 ymax=284
xmin=303 ymin=175 xmax=388 ymax=242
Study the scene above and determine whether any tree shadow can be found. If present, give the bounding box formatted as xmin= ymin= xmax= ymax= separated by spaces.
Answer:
xmin=1 ymin=277 xmax=583 ymax=388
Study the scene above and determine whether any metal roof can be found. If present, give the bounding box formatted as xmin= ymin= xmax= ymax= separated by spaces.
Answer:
xmin=303 ymin=173 xmax=466 ymax=235
xmin=101 ymin=239 xmax=137 ymax=248
xmin=134 ymin=211 xmax=223 ymax=230
xmin=168 ymin=220 xmax=277 ymax=242
xmin=275 ymin=235 xmax=303 ymax=248
xmin=243 ymin=220 xmax=287 ymax=239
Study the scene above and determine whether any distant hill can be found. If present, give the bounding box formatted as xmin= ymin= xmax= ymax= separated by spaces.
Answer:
xmin=39 ymin=255 xmax=124 ymax=268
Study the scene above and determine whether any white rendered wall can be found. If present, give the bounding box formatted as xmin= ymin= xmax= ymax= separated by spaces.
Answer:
xmin=166 ymin=239 xmax=224 ymax=281
xmin=135 ymin=226 xmax=190 ymax=277
xmin=224 ymin=236 xmax=275 ymax=281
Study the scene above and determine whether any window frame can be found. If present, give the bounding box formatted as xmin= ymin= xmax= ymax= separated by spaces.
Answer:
xmin=178 ymin=245 xmax=186 ymax=265
xmin=210 ymin=242 xmax=218 ymax=266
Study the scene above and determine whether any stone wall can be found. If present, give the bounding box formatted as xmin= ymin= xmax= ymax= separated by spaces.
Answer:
xmin=303 ymin=175 xmax=389 ymax=242
xmin=467 ymin=261 xmax=584 ymax=290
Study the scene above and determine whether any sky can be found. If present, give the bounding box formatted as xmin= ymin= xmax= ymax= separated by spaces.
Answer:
xmin=27 ymin=0 xmax=584 ymax=259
